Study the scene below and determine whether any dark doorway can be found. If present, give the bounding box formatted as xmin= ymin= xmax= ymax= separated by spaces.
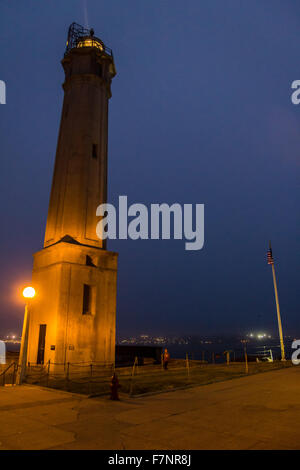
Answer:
xmin=37 ymin=324 xmax=47 ymax=364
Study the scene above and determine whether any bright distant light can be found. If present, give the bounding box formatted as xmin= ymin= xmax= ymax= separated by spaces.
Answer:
xmin=22 ymin=287 xmax=36 ymax=299
xmin=249 ymin=332 xmax=270 ymax=340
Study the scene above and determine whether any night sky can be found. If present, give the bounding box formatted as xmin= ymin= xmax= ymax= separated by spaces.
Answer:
xmin=0 ymin=1 xmax=299 ymax=338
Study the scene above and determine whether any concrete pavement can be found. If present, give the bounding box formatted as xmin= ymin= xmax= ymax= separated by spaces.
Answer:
xmin=0 ymin=366 xmax=299 ymax=450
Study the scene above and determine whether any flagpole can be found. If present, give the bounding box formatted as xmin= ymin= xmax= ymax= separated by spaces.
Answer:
xmin=269 ymin=241 xmax=286 ymax=361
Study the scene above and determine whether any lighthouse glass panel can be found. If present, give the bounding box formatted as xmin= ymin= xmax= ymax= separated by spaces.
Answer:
xmin=77 ymin=38 xmax=103 ymax=51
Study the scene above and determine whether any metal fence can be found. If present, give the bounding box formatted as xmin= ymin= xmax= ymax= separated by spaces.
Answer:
xmin=22 ymin=357 xmax=198 ymax=396
xmin=23 ymin=357 xmax=259 ymax=396
xmin=0 ymin=357 xmax=291 ymax=397
xmin=0 ymin=362 xmax=17 ymax=386
xmin=25 ymin=360 xmax=115 ymax=395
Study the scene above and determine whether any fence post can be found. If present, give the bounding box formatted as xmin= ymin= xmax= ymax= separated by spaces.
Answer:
xmin=244 ymin=348 xmax=248 ymax=374
xmin=47 ymin=360 xmax=50 ymax=387
xmin=89 ymin=363 xmax=93 ymax=395
xmin=212 ymin=352 xmax=215 ymax=364
xmin=12 ymin=362 xmax=17 ymax=385
xmin=224 ymin=351 xmax=230 ymax=365
xmin=186 ymin=353 xmax=190 ymax=380
xmin=66 ymin=362 xmax=70 ymax=391
xmin=129 ymin=357 xmax=138 ymax=397
xmin=202 ymin=351 xmax=205 ymax=362
xmin=40 ymin=363 xmax=44 ymax=383
xmin=17 ymin=362 xmax=21 ymax=383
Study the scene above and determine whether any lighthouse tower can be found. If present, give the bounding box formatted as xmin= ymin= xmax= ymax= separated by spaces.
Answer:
xmin=27 ymin=23 xmax=118 ymax=366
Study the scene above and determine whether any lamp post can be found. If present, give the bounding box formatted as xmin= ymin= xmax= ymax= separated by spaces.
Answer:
xmin=16 ymin=287 xmax=35 ymax=385
xmin=267 ymin=242 xmax=286 ymax=361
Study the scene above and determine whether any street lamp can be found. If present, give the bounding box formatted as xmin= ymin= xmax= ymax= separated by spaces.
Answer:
xmin=267 ymin=241 xmax=286 ymax=361
xmin=22 ymin=286 xmax=35 ymax=299
xmin=17 ymin=286 xmax=36 ymax=385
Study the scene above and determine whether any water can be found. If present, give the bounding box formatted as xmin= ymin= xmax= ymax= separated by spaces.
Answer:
xmin=166 ymin=337 xmax=295 ymax=363
xmin=4 ymin=337 xmax=295 ymax=364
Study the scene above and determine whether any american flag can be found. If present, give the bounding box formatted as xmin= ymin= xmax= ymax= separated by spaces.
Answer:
xmin=267 ymin=247 xmax=274 ymax=265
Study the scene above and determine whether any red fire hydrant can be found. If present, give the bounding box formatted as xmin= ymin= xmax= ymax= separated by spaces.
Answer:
xmin=110 ymin=372 xmax=121 ymax=400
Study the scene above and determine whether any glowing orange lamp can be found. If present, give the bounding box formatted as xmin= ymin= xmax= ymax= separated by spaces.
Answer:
xmin=17 ymin=286 xmax=36 ymax=384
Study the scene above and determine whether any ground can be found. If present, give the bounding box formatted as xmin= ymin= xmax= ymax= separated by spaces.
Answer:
xmin=0 ymin=366 xmax=299 ymax=450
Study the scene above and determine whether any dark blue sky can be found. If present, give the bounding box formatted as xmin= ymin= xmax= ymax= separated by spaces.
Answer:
xmin=0 ymin=0 xmax=299 ymax=337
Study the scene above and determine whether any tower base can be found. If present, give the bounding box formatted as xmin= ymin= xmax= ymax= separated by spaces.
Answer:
xmin=27 ymin=240 xmax=118 ymax=366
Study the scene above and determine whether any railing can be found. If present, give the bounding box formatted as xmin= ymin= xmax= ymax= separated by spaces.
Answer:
xmin=22 ymin=358 xmax=228 ymax=396
xmin=25 ymin=360 xmax=115 ymax=395
xmin=1 ymin=357 xmax=290 ymax=397
xmin=65 ymin=22 xmax=113 ymax=58
xmin=0 ymin=362 xmax=17 ymax=386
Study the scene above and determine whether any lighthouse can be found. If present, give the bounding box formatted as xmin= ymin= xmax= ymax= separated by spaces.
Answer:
xmin=26 ymin=23 xmax=118 ymax=366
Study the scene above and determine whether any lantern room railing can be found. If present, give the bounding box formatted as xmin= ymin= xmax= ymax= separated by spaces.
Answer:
xmin=65 ymin=22 xmax=113 ymax=58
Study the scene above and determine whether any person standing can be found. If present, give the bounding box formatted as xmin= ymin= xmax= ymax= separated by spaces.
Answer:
xmin=163 ymin=348 xmax=170 ymax=370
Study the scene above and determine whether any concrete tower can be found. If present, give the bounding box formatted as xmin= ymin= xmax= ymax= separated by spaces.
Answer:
xmin=27 ymin=23 xmax=118 ymax=366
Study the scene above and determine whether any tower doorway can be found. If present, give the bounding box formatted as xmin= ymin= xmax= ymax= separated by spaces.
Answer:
xmin=37 ymin=324 xmax=47 ymax=364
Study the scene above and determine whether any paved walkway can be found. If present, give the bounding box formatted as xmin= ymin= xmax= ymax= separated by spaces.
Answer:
xmin=0 ymin=367 xmax=299 ymax=450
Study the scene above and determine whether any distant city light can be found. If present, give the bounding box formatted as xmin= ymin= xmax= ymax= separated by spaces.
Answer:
xmin=248 ymin=332 xmax=271 ymax=340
